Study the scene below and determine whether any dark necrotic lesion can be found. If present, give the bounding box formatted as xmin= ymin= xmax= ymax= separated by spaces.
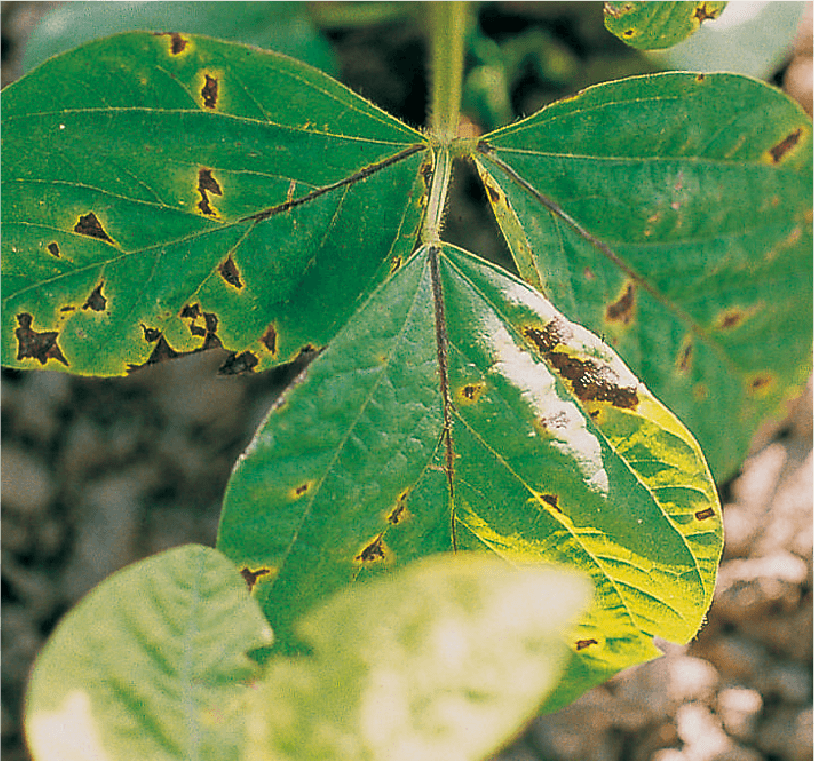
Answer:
xmin=201 ymin=74 xmax=218 ymax=109
xmin=524 ymin=323 xmax=638 ymax=409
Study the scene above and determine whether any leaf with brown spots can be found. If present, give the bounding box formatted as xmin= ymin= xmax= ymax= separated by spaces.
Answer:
xmin=604 ymin=1 xmax=727 ymax=50
xmin=475 ymin=71 xmax=811 ymax=479
xmin=2 ymin=32 xmax=429 ymax=376
xmin=218 ymin=243 xmax=722 ymax=712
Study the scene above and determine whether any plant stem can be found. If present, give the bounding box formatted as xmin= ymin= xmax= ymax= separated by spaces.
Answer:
xmin=423 ymin=145 xmax=453 ymax=244
xmin=428 ymin=1 xmax=468 ymax=144
xmin=424 ymin=1 xmax=468 ymax=243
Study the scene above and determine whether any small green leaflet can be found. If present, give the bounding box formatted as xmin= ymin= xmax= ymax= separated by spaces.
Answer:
xmin=217 ymin=241 xmax=723 ymax=708
xmin=604 ymin=1 xmax=728 ymax=50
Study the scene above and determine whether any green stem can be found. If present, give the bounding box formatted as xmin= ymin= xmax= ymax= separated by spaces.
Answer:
xmin=428 ymin=1 xmax=468 ymax=143
xmin=424 ymin=2 xmax=468 ymax=243
xmin=423 ymin=145 xmax=453 ymax=244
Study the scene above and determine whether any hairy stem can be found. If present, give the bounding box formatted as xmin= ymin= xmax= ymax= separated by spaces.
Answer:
xmin=423 ymin=145 xmax=453 ymax=244
xmin=428 ymin=1 xmax=468 ymax=143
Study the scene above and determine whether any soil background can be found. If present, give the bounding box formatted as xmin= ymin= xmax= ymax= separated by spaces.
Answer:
xmin=2 ymin=3 xmax=812 ymax=761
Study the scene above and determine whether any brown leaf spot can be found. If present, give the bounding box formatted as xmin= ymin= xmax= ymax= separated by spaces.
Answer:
xmin=15 ymin=313 xmax=68 ymax=366
xmin=575 ymin=638 xmax=598 ymax=651
xmin=539 ymin=493 xmax=561 ymax=513
xmin=605 ymin=282 xmax=635 ymax=325
xmin=524 ymin=320 xmax=569 ymax=353
xmin=218 ymin=351 xmax=258 ymax=375
xmin=388 ymin=490 xmax=411 ymax=525
xmin=47 ymin=242 xmax=60 ymax=257
xmin=181 ymin=303 xmax=220 ymax=344
xmin=420 ymin=160 xmax=433 ymax=193
xmin=144 ymin=335 xmax=181 ymax=366
xmin=456 ymin=381 xmax=486 ymax=404
xmin=355 ymin=534 xmax=387 ymax=563
xmin=154 ymin=31 xmax=188 ymax=55
xmin=583 ymin=266 xmax=596 ymax=281
xmin=140 ymin=324 xmax=162 ymax=342
xmin=696 ymin=73 xmax=706 ymax=82
xmin=548 ymin=352 xmax=639 ymax=409
xmin=180 ymin=303 xmax=200 ymax=320
xmin=82 ymin=281 xmax=107 ymax=312
xmin=201 ymin=74 xmax=218 ymax=109
xmin=290 ymin=481 xmax=314 ymax=500
xmin=748 ymin=373 xmax=774 ymax=396
xmin=677 ymin=341 xmax=693 ymax=373
xmin=525 ymin=322 xmax=637 ymax=408
xmin=389 ymin=255 xmax=402 ymax=274
xmin=693 ymin=3 xmax=720 ymax=22
xmin=716 ymin=308 xmax=748 ymax=330
xmin=261 ymin=324 xmax=277 ymax=354
xmin=197 ymin=168 xmax=223 ymax=216
xmin=218 ymin=255 xmax=243 ymax=289
xmin=240 ymin=566 xmax=273 ymax=592
xmin=768 ymin=128 xmax=803 ymax=163
xmin=486 ymin=183 xmax=501 ymax=203
xmin=74 ymin=212 xmax=113 ymax=243
xmin=694 ymin=507 xmax=716 ymax=521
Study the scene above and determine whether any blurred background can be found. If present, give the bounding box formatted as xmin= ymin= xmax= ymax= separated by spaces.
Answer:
xmin=2 ymin=3 xmax=811 ymax=760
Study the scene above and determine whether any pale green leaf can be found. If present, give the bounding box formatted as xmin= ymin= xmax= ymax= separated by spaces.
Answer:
xmin=25 ymin=545 xmax=272 ymax=761
xmin=248 ymin=556 xmax=591 ymax=761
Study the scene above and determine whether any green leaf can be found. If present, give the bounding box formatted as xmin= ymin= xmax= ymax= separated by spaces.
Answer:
xmin=249 ymin=555 xmax=591 ymax=761
xmin=2 ymin=32 xmax=429 ymax=376
xmin=25 ymin=545 xmax=272 ymax=761
xmin=217 ymin=242 xmax=722 ymax=708
xmin=604 ymin=1 xmax=728 ymax=50
xmin=647 ymin=2 xmax=806 ymax=81
xmin=474 ymin=72 xmax=812 ymax=480
xmin=22 ymin=2 xmax=338 ymax=75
